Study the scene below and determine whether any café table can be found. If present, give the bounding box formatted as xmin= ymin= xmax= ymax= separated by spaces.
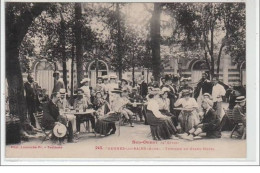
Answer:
xmin=63 ymin=109 xmax=96 ymax=133
xmin=128 ymin=102 xmax=148 ymax=124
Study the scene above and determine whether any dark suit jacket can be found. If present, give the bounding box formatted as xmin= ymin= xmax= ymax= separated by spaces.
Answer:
xmin=194 ymin=79 xmax=213 ymax=99
xmin=139 ymin=81 xmax=148 ymax=98
xmin=42 ymin=100 xmax=66 ymax=130
xmin=201 ymin=108 xmax=221 ymax=138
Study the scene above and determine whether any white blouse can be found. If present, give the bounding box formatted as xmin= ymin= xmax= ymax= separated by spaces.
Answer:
xmin=147 ymin=99 xmax=167 ymax=118
xmin=174 ymin=97 xmax=198 ymax=109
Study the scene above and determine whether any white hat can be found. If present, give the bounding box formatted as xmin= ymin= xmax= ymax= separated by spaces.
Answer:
xmin=102 ymin=75 xmax=109 ymax=79
xmin=109 ymin=75 xmax=117 ymax=79
xmin=180 ymin=77 xmax=191 ymax=82
xmin=80 ymin=78 xmax=91 ymax=84
xmin=53 ymin=124 xmax=67 ymax=138
xmin=59 ymin=88 xmax=66 ymax=94
xmin=160 ymin=87 xmax=170 ymax=95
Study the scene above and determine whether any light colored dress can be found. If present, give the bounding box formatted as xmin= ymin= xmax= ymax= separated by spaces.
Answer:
xmin=174 ymin=98 xmax=200 ymax=133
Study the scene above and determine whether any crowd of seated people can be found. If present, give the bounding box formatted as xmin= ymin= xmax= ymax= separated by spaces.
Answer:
xmin=21 ymin=71 xmax=246 ymax=142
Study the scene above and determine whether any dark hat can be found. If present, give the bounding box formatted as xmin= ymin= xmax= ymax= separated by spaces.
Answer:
xmin=165 ymin=74 xmax=171 ymax=81
xmin=53 ymin=71 xmax=60 ymax=77
xmin=111 ymin=88 xmax=122 ymax=94
xmin=235 ymin=96 xmax=246 ymax=103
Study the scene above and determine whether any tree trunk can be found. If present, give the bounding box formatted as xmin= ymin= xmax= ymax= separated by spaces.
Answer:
xmin=60 ymin=11 xmax=67 ymax=91
xmin=116 ymin=3 xmax=123 ymax=80
xmin=6 ymin=47 xmax=27 ymax=123
xmin=132 ymin=51 xmax=135 ymax=87
xmin=216 ymin=43 xmax=225 ymax=76
xmin=5 ymin=3 xmax=50 ymax=125
xmin=150 ymin=3 xmax=161 ymax=82
xmin=75 ymin=3 xmax=84 ymax=88
xmin=71 ymin=42 xmax=75 ymax=95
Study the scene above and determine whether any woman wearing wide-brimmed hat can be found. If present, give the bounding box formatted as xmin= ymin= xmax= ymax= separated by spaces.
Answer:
xmin=174 ymin=89 xmax=200 ymax=133
xmin=146 ymin=89 xmax=178 ymax=140
xmin=95 ymin=89 xmax=131 ymax=136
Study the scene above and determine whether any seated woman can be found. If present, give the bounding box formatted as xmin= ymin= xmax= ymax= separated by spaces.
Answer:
xmin=174 ymin=90 xmax=200 ymax=133
xmin=183 ymin=98 xmax=221 ymax=140
xmin=146 ymin=89 xmax=178 ymax=140
xmin=95 ymin=89 xmax=124 ymax=136
xmin=92 ymin=91 xmax=110 ymax=118
xmin=156 ymin=87 xmax=178 ymax=127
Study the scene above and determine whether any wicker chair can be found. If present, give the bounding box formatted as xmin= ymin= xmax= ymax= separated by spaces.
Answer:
xmin=224 ymin=109 xmax=246 ymax=139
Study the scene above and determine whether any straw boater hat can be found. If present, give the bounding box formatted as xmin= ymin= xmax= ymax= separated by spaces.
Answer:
xmin=235 ymin=96 xmax=246 ymax=103
xmin=111 ymin=88 xmax=122 ymax=94
xmin=80 ymin=78 xmax=90 ymax=84
xmin=203 ymin=93 xmax=212 ymax=99
xmin=59 ymin=88 xmax=66 ymax=95
xmin=53 ymin=124 xmax=67 ymax=138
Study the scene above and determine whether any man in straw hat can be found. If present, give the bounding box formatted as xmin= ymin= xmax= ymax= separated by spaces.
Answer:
xmin=183 ymin=98 xmax=221 ymax=140
xmin=232 ymin=96 xmax=246 ymax=137
xmin=41 ymin=92 xmax=75 ymax=143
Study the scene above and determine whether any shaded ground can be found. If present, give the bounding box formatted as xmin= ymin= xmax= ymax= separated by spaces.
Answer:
xmin=6 ymin=102 xmax=246 ymax=159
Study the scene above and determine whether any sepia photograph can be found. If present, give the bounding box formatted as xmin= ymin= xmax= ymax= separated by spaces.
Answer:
xmin=1 ymin=0 xmax=259 ymax=165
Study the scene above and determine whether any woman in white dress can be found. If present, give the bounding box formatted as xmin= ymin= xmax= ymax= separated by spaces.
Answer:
xmin=174 ymin=90 xmax=200 ymax=133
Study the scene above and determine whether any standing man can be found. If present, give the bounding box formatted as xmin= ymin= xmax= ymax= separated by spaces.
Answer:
xmin=139 ymin=76 xmax=148 ymax=99
xmin=212 ymin=76 xmax=226 ymax=119
xmin=194 ymin=73 xmax=213 ymax=105
xmin=24 ymin=74 xmax=40 ymax=127
xmin=164 ymin=75 xmax=178 ymax=115
xmin=52 ymin=71 xmax=64 ymax=94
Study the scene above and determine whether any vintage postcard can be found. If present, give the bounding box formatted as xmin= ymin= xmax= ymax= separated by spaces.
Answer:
xmin=1 ymin=0 xmax=259 ymax=165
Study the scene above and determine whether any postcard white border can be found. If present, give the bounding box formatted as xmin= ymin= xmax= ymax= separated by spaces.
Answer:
xmin=1 ymin=0 xmax=259 ymax=165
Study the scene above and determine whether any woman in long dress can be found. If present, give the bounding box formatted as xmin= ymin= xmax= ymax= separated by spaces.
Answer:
xmin=146 ymin=89 xmax=178 ymax=140
xmin=174 ymin=89 xmax=200 ymax=133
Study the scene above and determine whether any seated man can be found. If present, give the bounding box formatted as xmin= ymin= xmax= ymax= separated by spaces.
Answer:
xmin=57 ymin=89 xmax=76 ymax=134
xmin=128 ymin=87 xmax=145 ymax=122
xmin=232 ymin=96 xmax=246 ymax=137
xmin=73 ymin=89 xmax=95 ymax=133
xmin=41 ymin=92 xmax=74 ymax=143
xmin=120 ymin=89 xmax=135 ymax=127
xmin=184 ymin=98 xmax=221 ymax=140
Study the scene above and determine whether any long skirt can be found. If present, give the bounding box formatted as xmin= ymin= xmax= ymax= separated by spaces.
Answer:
xmin=95 ymin=113 xmax=120 ymax=136
xmin=146 ymin=110 xmax=177 ymax=140
xmin=178 ymin=110 xmax=200 ymax=133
